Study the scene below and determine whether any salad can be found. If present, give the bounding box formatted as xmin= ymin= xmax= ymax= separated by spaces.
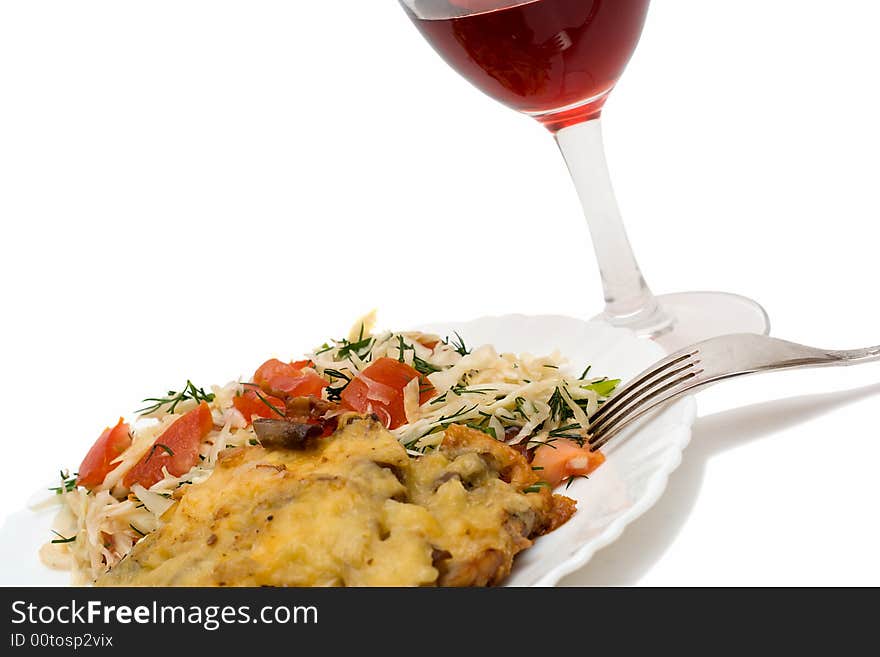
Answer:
xmin=40 ymin=315 xmax=619 ymax=582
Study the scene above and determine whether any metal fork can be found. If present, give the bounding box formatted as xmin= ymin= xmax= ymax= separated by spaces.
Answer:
xmin=588 ymin=333 xmax=880 ymax=451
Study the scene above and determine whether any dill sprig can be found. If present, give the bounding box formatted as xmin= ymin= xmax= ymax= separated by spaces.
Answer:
xmin=523 ymin=482 xmax=551 ymax=494
xmin=322 ymin=368 xmax=351 ymax=402
xmin=143 ymin=443 xmax=174 ymax=464
xmin=548 ymin=387 xmax=570 ymax=422
xmin=323 ymin=368 xmax=351 ymax=381
xmin=396 ymin=335 xmax=413 ymax=363
xmin=442 ymin=331 xmax=471 ymax=357
xmin=254 ymin=390 xmax=285 ymax=417
xmin=437 ymin=405 xmax=479 ymax=424
xmin=239 ymin=383 xmax=286 ymax=418
xmin=565 ymin=474 xmax=589 ymax=490
xmin=418 ymin=404 xmax=480 ymax=439
xmin=49 ymin=469 xmax=77 ymax=495
xmin=549 ymin=423 xmax=583 ymax=440
xmin=138 ymin=380 xmax=215 ymax=415
xmin=465 ymin=423 xmax=497 ymax=439
xmin=429 ymin=385 xmax=496 ymax=406
xmin=336 ymin=336 xmax=374 ymax=361
xmin=51 ymin=530 xmax=76 ymax=544
xmin=394 ymin=335 xmax=442 ymax=376
xmin=527 ymin=436 xmax=558 ymax=450
xmin=412 ymin=355 xmax=442 ymax=377
xmin=319 ymin=324 xmax=376 ymax=362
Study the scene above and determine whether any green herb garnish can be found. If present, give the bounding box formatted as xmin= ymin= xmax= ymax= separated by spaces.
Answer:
xmin=583 ymin=378 xmax=621 ymax=398
xmin=253 ymin=390 xmax=285 ymax=418
xmin=144 ymin=443 xmax=174 ymax=464
xmin=565 ymin=474 xmax=589 ymax=490
xmin=50 ymin=530 xmax=76 ymax=544
xmin=549 ymin=423 xmax=585 ymax=446
xmin=323 ymin=368 xmax=352 ymax=402
xmin=336 ymin=336 xmax=374 ymax=360
xmin=446 ymin=332 xmax=471 ymax=357
xmin=412 ymin=356 xmax=442 ymax=376
xmin=49 ymin=469 xmax=77 ymax=495
xmin=465 ymin=423 xmax=497 ymax=439
xmin=397 ymin=335 xmax=413 ymax=363
xmin=548 ymin=387 xmax=570 ymax=422
xmin=138 ymin=380 xmax=215 ymax=415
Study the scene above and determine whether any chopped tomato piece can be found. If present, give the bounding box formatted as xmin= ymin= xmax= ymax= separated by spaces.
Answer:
xmin=253 ymin=359 xmax=295 ymax=386
xmin=253 ymin=358 xmax=328 ymax=399
xmin=531 ymin=439 xmax=605 ymax=488
xmin=77 ymin=418 xmax=131 ymax=490
xmin=233 ymin=389 xmax=286 ymax=423
xmin=123 ymin=402 xmax=214 ymax=489
xmin=340 ymin=357 xmax=435 ymax=429
xmin=269 ymin=368 xmax=327 ymax=398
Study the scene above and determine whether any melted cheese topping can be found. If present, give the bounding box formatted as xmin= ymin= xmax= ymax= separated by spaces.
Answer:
xmin=97 ymin=419 xmax=565 ymax=587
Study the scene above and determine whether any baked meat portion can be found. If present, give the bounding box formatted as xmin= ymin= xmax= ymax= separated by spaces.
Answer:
xmin=97 ymin=419 xmax=575 ymax=587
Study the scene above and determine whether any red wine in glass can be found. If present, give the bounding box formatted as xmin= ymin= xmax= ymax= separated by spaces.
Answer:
xmin=404 ymin=0 xmax=650 ymax=132
xmin=400 ymin=0 xmax=770 ymax=348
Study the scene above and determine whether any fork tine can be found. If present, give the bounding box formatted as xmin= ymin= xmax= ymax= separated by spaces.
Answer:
xmin=589 ymin=370 xmax=703 ymax=452
xmin=589 ymin=350 xmax=699 ymax=424
xmin=588 ymin=350 xmax=700 ymax=435
xmin=588 ymin=369 xmax=702 ymax=451
xmin=588 ymin=358 xmax=699 ymax=436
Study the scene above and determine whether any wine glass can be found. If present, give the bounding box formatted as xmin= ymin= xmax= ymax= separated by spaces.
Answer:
xmin=399 ymin=0 xmax=769 ymax=350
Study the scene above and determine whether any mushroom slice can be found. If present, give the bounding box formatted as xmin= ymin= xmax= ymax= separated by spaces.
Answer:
xmin=252 ymin=419 xmax=323 ymax=450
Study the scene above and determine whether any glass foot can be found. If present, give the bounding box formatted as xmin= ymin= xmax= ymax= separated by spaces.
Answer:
xmin=594 ymin=291 xmax=771 ymax=353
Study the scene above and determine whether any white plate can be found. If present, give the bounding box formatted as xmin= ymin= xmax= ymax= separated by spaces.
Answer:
xmin=0 ymin=314 xmax=696 ymax=587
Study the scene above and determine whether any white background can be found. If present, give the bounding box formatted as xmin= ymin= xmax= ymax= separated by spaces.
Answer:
xmin=1 ymin=1 xmax=879 ymax=586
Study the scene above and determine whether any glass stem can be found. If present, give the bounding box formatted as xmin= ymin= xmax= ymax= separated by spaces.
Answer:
xmin=556 ymin=117 xmax=672 ymax=336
